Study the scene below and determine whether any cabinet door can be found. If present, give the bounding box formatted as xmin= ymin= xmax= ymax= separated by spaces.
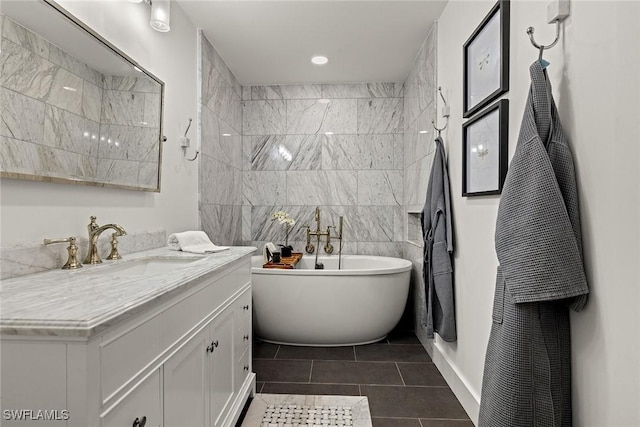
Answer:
xmin=164 ymin=330 xmax=207 ymax=427
xmin=208 ymin=309 xmax=235 ymax=427
xmin=102 ymin=369 xmax=161 ymax=427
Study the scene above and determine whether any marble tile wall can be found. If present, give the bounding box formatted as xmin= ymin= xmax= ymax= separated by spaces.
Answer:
xmin=242 ymin=83 xmax=404 ymax=257
xmin=198 ymin=32 xmax=243 ymax=245
xmin=401 ymin=25 xmax=438 ymax=341
xmin=0 ymin=229 xmax=167 ymax=280
xmin=0 ymin=15 xmax=161 ymax=189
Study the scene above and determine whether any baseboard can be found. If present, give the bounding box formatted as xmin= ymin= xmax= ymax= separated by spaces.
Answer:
xmin=416 ymin=335 xmax=480 ymax=426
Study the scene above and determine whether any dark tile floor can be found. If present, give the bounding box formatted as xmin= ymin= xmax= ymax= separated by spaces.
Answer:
xmin=247 ymin=330 xmax=474 ymax=427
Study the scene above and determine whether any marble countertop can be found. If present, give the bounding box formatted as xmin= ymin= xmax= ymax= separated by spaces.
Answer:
xmin=0 ymin=246 xmax=256 ymax=338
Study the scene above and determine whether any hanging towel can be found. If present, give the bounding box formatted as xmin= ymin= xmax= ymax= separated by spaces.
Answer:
xmin=421 ymin=136 xmax=456 ymax=342
xmin=167 ymin=231 xmax=229 ymax=254
xmin=478 ymin=61 xmax=589 ymax=427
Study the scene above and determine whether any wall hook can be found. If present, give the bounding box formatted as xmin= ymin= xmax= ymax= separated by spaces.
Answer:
xmin=180 ymin=117 xmax=199 ymax=161
xmin=432 ymin=86 xmax=449 ymax=137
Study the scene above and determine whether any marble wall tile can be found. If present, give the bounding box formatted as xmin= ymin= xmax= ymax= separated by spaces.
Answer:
xmin=200 ymin=105 xmax=220 ymax=159
xmin=38 ymin=145 xmax=79 ymax=178
xmin=242 ymin=86 xmax=251 ymax=101
xmin=242 ymin=135 xmax=251 ymax=171
xmin=3 ymin=16 xmax=49 ymax=59
xmin=96 ymin=158 xmax=139 ymax=186
xmin=404 ymin=154 xmax=433 ymax=208
xmin=77 ymin=153 xmax=97 ymax=180
xmin=243 ymin=171 xmax=287 ymax=206
xmin=357 ymin=242 xmax=404 ymax=258
xmin=0 ymin=136 xmax=41 ymax=174
xmin=49 ymin=44 xmax=103 ymax=87
xmin=47 ymin=67 xmax=83 ymax=115
xmin=325 ymin=206 xmax=394 ymax=242
xmin=251 ymin=85 xmax=322 ymax=100
xmin=0 ymin=39 xmax=56 ymax=100
xmin=202 ymin=62 xmax=241 ymax=132
xmin=143 ymin=93 xmax=161 ymax=129
xmin=242 ymin=205 xmax=252 ymax=242
xmin=101 ymin=90 xmax=145 ymax=126
xmin=43 ymin=105 xmax=99 ymax=156
xmin=0 ymin=87 xmax=45 ymax=144
xmin=242 ymin=100 xmax=286 ymax=136
xmin=393 ymin=206 xmax=404 ymax=243
xmin=102 ymin=75 xmax=161 ymax=94
xmin=321 ymin=134 xmax=397 ymax=170
xmin=97 ymin=124 xmax=159 ymax=162
xmin=137 ymin=162 xmax=159 ymax=189
xmin=200 ymin=204 xmax=242 ymax=245
xmin=249 ymin=205 xmax=316 ymax=242
xmin=219 ymin=120 xmax=243 ymax=169
xmin=357 ymin=170 xmax=403 ymax=206
xmin=286 ymin=171 xmax=357 ymax=206
xmin=251 ymin=135 xmax=322 ymax=171
xmin=321 ymin=83 xmax=403 ymax=99
xmin=81 ymin=80 xmax=102 ymax=123
xmin=201 ymin=35 xmax=241 ymax=98
xmin=286 ymin=99 xmax=357 ymax=135
xmin=357 ymin=98 xmax=404 ymax=134
xmin=200 ymin=154 xmax=242 ymax=205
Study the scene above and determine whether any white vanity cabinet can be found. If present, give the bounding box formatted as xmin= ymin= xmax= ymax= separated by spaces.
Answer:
xmin=0 ymin=249 xmax=256 ymax=427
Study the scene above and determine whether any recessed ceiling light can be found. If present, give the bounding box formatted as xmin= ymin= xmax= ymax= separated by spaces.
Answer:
xmin=419 ymin=130 xmax=428 ymax=134
xmin=318 ymin=99 xmax=330 ymax=104
xmin=324 ymin=131 xmax=334 ymax=135
xmin=63 ymin=86 xmax=77 ymax=92
xmin=222 ymin=133 xmax=231 ymax=137
xmin=311 ymin=55 xmax=329 ymax=65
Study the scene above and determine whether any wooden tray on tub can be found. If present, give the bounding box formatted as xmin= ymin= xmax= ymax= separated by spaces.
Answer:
xmin=262 ymin=252 xmax=303 ymax=269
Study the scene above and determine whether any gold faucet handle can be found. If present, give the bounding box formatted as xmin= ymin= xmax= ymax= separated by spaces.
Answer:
xmin=43 ymin=237 xmax=83 ymax=269
xmin=106 ymin=232 xmax=123 ymax=260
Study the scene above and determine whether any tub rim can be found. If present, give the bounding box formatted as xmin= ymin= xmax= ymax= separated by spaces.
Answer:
xmin=251 ymin=254 xmax=412 ymax=276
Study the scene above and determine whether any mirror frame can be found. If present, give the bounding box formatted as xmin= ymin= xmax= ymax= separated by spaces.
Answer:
xmin=1 ymin=0 xmax=165 ymax=192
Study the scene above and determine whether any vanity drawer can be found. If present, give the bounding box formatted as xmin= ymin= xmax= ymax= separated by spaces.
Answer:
xmin=235 ymin=348 xmax=251 ymax=393
xmin=101 ymin=369 xmax=161 ymax=427
xmin=234 ymin=288 xmax=252 ymax=326
xmin=235 ymin=318 xmax=251 ymax=362
xmin=101 ymin=316 xmax=161 ymax=404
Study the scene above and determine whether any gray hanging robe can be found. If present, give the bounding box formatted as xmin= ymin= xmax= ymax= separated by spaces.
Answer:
xmin=478 ymin=61 xmax=589 ymax=427
xmin=421 ymin=136 xmax=456 ymax=342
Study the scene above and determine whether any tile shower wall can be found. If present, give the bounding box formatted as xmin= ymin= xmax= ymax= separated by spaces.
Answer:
xmin=242 ymin=84 xmax=404 ymax=257
xmin=0 ymin=15 xmax=160 ymax=188
xmin=402 ymin=26 xmax=438 ymax=343
xmin=198 ymin=32 xmax=243 ymax=245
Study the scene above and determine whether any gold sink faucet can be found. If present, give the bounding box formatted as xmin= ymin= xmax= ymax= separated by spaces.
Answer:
xmin=43 ymin=237 xmax=82 ymax=269
xmin=84 ymin=216 xmax=127 ymax=264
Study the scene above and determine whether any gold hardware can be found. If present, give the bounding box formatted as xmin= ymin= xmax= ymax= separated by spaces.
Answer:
xmin=106 ymin=232 xmax=123 ymax=260
xmin=84 ymin=216 xmax=127 ymax=264
xmin=305 ymin=207 xmax=342 ymax=255
xmin=43 ymin=237 xmax=83 ymax=269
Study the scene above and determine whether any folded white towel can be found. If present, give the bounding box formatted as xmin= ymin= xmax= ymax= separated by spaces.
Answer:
xmin=167 ymin=231 xmax=229 ymax=254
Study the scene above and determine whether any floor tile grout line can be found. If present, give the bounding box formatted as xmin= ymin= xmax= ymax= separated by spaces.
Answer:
xmin=353 ymin=345 xmax=357 ymax=362
xmin=273 ymin=345 xmax=281 ymax=359
xmin=395 ymin=362 xmax=406 ymax=386
xmin=308 ymin=360 xmax=314 ymax=383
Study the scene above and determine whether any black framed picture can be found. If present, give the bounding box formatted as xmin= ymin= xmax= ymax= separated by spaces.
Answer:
xmin=463 ymin=0 xmax=510 ymax=118
xmin=462 ymin=99 xmax=509 ymax=197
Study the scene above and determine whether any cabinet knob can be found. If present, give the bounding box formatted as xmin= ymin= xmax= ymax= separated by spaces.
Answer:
xmin=206 ymin=340 xmax=219 ymax=353
xmin=132 ymin=416 xmax=147 ymax=427
xmin=213 ymin=340 xmax=219 ymax=348
xmin=243 ymin=335 xmax=249 ymax=341
xmin=243 ymin=365 xmax=249 ymax=371
xmin=242 ymin=305 xmax=249 ymax=310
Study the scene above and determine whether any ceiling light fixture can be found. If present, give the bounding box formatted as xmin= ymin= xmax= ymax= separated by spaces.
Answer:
xmin=318 ymin=99 xmax=330 ymax=104
xmin=150 ymin=0 xmax=171 ymax=32
xmin=131 ymin=0 xmax=170 ymax=32
xmin=311 ymin=55 xmax=329 ymax=65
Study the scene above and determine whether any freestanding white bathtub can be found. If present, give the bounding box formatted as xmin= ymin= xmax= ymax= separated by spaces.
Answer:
xmin=251 ymin=254 xmax=412 ymax=346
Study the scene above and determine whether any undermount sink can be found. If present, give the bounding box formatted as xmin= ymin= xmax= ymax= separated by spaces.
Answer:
xmin=90 ymin=257 xmax=205 ymax=276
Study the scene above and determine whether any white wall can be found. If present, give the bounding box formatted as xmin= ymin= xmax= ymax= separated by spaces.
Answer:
xmin=437 ymin=1 xmax=640 ymax=425
xmin=0 ymin=1 xmax=199 ymax=245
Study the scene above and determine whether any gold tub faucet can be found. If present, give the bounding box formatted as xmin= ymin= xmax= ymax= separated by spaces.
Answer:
xmin=84 ymin=216 xmax=127 ymax=264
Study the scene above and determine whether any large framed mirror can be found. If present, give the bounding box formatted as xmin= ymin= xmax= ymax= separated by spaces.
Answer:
xmin=0 ymin=0 xmax=164 ymax=192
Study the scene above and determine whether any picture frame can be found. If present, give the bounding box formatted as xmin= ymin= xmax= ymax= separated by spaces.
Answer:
xmin=463 ymin=0 xmax=510 ymax=118
xmin=462 ymin=99 xmax=509 ymax=197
